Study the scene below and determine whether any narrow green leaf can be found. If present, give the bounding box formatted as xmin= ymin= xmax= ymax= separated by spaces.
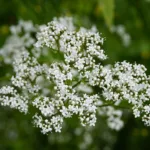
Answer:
xmin=99 ymin=0 xmax=115 ymax=28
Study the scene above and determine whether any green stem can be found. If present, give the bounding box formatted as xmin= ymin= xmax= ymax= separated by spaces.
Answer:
xmin=73 ymin=80 xmax=81 ymax=88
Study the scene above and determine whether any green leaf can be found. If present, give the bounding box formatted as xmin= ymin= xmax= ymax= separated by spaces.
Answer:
xmin=99 ymin=0 xmax=115 ymax=28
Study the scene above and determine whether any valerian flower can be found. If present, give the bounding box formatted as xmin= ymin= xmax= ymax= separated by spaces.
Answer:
xmin=0 ymin=17 xmax=150 ymax=134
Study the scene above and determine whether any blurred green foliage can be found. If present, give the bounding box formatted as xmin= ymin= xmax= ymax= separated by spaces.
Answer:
xmin=1 ymin=0 xmax=150 ymax=150
xmin=99 ymin=0 xmax=115 ymax=28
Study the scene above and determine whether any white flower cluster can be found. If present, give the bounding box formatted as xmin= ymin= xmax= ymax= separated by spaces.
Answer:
xmin=100 ymin=62 xmax=150 ymax=123
xmin=0 ymin=20 xmax=49 ymax=64
xmin=98 ymin=106 xmax=124 ymax=131
xmin=0 ymin=85 xmax=28 ymax=113
xmin=0 ymin=17 xmax=149 ymax=134
xmin=110 ymin=25 xmax=131 ymax=47
xmin=0 ymin=20 xmax=36 ymax=64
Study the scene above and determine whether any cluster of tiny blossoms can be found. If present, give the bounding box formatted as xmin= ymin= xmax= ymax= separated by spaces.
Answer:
xmin=0 ymin=20 xmax=49 ymax=64
xmin=0 ymin=17 xmax=150 ymax=134
xmin=0 ymin=20 xmax=36 ymax=64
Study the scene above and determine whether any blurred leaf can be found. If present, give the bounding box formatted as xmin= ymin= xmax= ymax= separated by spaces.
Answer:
xmin=0 ymin=25 xmax=9 ymax=35
xmin=99 ymin=0 xmax=115 ymax=28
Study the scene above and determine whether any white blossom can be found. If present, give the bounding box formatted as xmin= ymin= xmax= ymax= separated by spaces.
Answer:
xmin=0 ymin=17 xmax=150 ymax=134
